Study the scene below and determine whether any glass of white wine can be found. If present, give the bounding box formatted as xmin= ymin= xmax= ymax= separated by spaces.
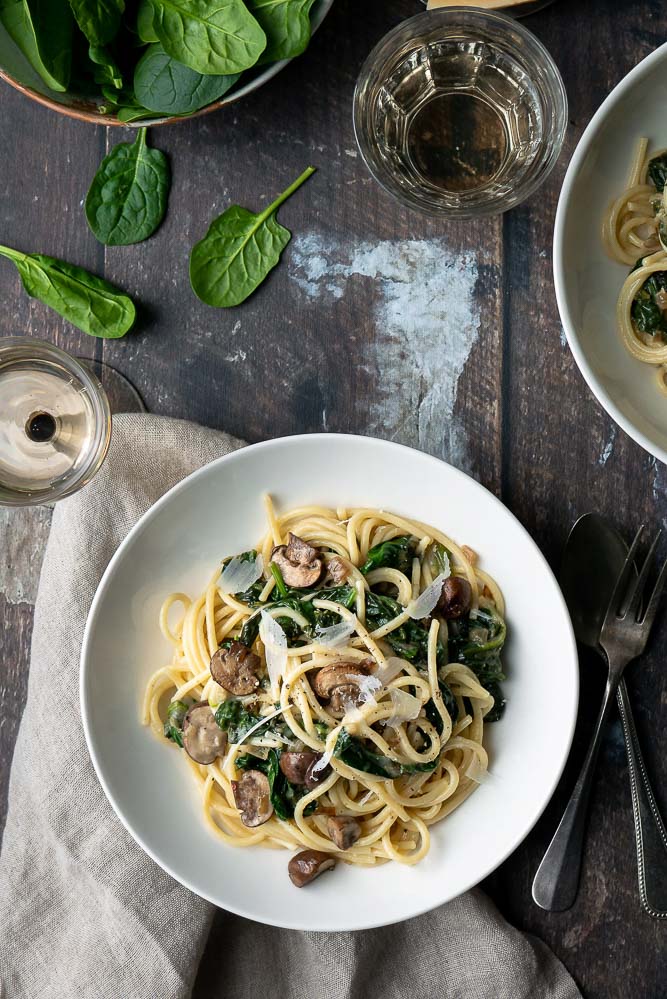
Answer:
xmin=0 ymin=337 xmax=120 ymax=506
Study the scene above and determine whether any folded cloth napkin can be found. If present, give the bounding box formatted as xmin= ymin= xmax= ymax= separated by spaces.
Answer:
xmin=0 ymin=414 xmax=582 ymax=999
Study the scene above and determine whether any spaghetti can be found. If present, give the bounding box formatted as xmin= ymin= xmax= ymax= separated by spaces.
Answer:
xmin=603 ymin=137 xmax=667 ymax=394
xmin=142 ymin=496 xmax=507 ymax=881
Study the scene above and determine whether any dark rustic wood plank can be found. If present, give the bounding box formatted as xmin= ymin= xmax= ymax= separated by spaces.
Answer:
xmin=491 ymin=1 xmax=667 ymax=997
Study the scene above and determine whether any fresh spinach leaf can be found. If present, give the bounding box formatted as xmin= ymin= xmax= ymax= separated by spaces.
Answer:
xmin=85 ymin=128 xmax=170 ymax=246
xmin=134 ymin=42 xmax=239 ymax=114
xmin=164 ymin=698 xmax=192 ymax=746
xmin=190 ymin=165 xmax=315 ymax=308
xmin=136 ymin=0 xmax=158 ymax=41
xmin=213 ymin=699 xmax=259 ymax=743
xmin=246 ymin=0 xmax=314 ymax=64
xmin=69 ymin=0 xmax=124 ymax=46
xmin=334 ymin=729 xmax=438 ymax=779
xmin=116 ymin=105 xmax=156 ymax=122
xmin=150 ymin=0 xmax=266 ymax=75
xmin=0 ymin=0 xmax=73 ymax=92
xmin=631 ymin=271 xmax=667 ymax=336
xmin=648 ymin=153 xmax=667 ymax=194
xmin=0 ymin=244 xmax=136 ymax=338
xmin=88 ymin=43 xmax=123 ymax=89
xmin=362 ymin=536 xmax=414 ymax=575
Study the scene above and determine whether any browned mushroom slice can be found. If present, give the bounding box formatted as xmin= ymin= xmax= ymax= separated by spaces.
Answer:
xmin=182 ymin=701 xmax=227 ymax=765
xmin=437 ymin=577 xmax=472 ymax=619
xmin=327 ymin=816 xmax=361 ymax=851
xmin=326 ymin=555 xmax=349 ymax=584
xmin=231 ymin=770 xmax=273 ymax=827
xmin=311 ymin=661 xmax=371 ymax=700
xmin=279 ymin=751 xmax=323 ymax=786
xmin=288 ymin=850 xmax=336 ymax=887
xmin=271 ymin=532 xmax=324 ymax=589
xmin=210 ymin=641 xmax=261 ymax=695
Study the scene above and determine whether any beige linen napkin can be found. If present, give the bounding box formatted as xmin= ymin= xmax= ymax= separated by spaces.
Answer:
xmin=0 ymin=414 xmax=581 ymax=999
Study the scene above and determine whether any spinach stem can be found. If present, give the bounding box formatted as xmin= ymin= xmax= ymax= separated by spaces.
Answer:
xmin=270 ymin=562 xmax=289 ymax=598
xmin=262 ymin=166 xmax=316 ymax=220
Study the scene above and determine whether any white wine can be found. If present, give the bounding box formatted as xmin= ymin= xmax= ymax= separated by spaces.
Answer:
xmin=0 ymin=340 xmax=110 ymax=505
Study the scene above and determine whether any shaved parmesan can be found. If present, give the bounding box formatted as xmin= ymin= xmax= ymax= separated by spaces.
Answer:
xmin=259 ymin=610 xmax=287 ymax=696
xmin=465 ymin=755 xmax=490 ymax=784
xmin=386 ymin=688 xmax=422 ymax=728
xmin=311 ymin=745 xmax=334 ymax=774
xmin=356 ymin=673 xmax=382 ymax=706
xmin=314 ymin=620 xmax=356 ymax=648
xmin=374 ymin=657 xmax=408 ymax=686
xmin=219 ymin=553 xmax=264 ymax=595
xmin=234 ymin=705 xmax=288 ymax=748
xmin=407 ymin=571 xmax=449 ymax=620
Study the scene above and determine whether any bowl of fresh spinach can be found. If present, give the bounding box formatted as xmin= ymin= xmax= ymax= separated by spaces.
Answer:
xmin=0 ymin=0 xmax=334 ymax=127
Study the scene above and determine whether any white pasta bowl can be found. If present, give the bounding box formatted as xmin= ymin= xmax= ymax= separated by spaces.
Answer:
xmin=555 ymin=41 xmax=667 ymax=464
xmin=81 ymin=434 xmax=578 ymax=931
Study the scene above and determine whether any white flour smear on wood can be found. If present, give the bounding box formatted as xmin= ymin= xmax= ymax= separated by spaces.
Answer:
xmin=290 ymin=234 xmax=480 ymax=469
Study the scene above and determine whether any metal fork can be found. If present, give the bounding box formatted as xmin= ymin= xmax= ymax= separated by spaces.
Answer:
xmin=533 ymin=526 xmax=667 ymax=911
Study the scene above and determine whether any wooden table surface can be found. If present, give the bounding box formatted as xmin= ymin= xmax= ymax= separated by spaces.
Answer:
xmin=1 ymin=0 xmax=666 ymax=995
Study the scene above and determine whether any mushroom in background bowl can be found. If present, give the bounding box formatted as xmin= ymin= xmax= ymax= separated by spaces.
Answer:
xmin=0 ymin=1 xmax=334 ymax=127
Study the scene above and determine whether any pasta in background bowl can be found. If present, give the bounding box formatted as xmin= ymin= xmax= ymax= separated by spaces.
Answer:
xmin=81 ymin=434 xmax=577 ymax=931
xmin=555 ymin=40 xmax=667 ymax=464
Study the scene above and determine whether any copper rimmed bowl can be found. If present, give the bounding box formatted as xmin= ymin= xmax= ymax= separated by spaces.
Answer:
xmin=0 ymin=1 xmax=334 ymax=127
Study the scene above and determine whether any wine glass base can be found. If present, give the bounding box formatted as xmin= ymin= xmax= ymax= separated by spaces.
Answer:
xmin=79 ymin=359 xmax=146 ymax=415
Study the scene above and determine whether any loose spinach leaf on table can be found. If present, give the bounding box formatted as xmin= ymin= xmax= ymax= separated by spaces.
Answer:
xmin=0 ymin=244 xmax=136 ymax=338
xmin=190 ymin=166 xmax=315 ymax=308
xmin=69 ymin=0 xmax=124 ymax=47
xmin=85 ymin=127 xmax=170 ymax=246
xmin=334 ymin=729 xmax=438 ymax=779
xmin=150 ymin=0 xmax=266 ymax=75
xmin=164 ymin=698 xmax=192 ymax=746
xmin=362 ymin=536 xmax=414 ymax=575
xmin=648 ymin=153 xmax=667 ymax=194
xmin=246 ymin=0 xmax=314 ymax=64
xmin=0 ymin=0 xmax=73 ymax=92
xmin=134 ymin=43 xmax=239 ymax=115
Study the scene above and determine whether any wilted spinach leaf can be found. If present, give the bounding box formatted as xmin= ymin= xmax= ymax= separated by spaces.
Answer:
xmin=236 ymin=748 xmax=316 ymax=819
xmin=134 ymin=43 xmax=239 ymax=114
xmin=334 ymin=729 xmax=438 ymax=779
xmin=631 ymin=270 xmax=667 ymax=336
xmin=150 ymin=0 xmax=266 ymax=75
xmin=362 ymin=535 xmax=414 ymax=575
xmin=164 ymin=698 xmax=192 ymax=746
xmin=0 ymin=243 xmax=136 ymax=338
xmin=648 ymin=153 xmax=667 ymax=193
xmin=213 ymin=699 xmax=259 ymax=743
xmin=190 ymin=165 xmax=315 ymax=308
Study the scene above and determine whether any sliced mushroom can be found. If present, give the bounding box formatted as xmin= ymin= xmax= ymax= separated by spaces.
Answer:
xmin=288 ymin=850 xmax=336 ymax=887
xmin=210 ymin=641 xmax=261 ymax=695
xmin=305 ymin=755 xmax=331 ymax=788
xmin=327 ymin=815 xmax=361 ymax=851
xmin=437 ymin=577 xmax=472 ymax=619
xmin=231 ymin=770 xmax=273 ymax=827
xmin=326 ymin=555 xmax=349 ymax=584
xmin=271 ymin=533 xmax=323 ymax=589
xmin=312 ymin=661 xmax=371 ymax=700
xmin=279 ymin=751 xmax=324 ymax=786
xmin=182 ymin=701 xmax=227 ymax=765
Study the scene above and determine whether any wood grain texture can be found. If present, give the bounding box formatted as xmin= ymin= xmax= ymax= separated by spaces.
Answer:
xmin=1 ymin=0 xmax=666 ymax=996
